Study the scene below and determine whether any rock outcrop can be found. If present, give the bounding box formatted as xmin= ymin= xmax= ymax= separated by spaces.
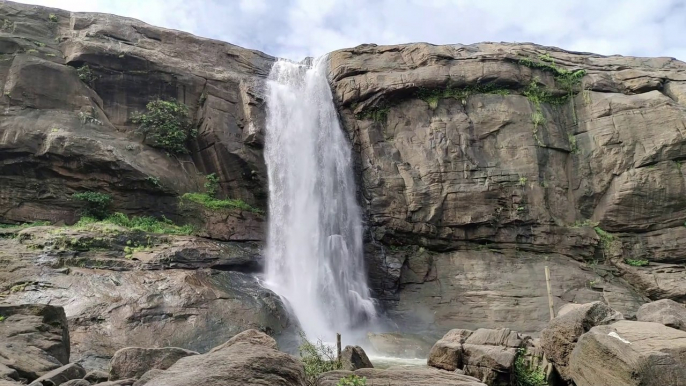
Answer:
xmin=27 ymin=363 xmax=86 ymax=386
xmin=340 ymin=346 xmax=373 ymax=371
xmin=0 ymin=304 xmax=70 ymax=382
xmin=141 ymin=330 xmax=307 ymax=386
xmin=317 ymin=368 xmax=486 ymax=386
xmin=328 ymin=42 xmax=686 ymax=333
xmin=540 ymin=301 xmax=622 ymax=380
xmin=636 ymin=299 xmax=686 ymax=331
xmin=568 ymin=320 xmax=686 ymax=386
xmin=109 ymin=347 xmax=198 ymax=381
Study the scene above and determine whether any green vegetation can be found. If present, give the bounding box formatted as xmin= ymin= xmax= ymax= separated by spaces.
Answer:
xmin=182 ymin=193 xmax=263 ymax=214
xmin=146 ymin=176 xmax=161 ymax=187
xmin=1 ymin=19 xmax=13 ymax=32
xmin=0 ymin=221 xmax=50 ymax=229
xmin=76 ymin=213 xmax=193 ymax=235
xmin=568 ymin=133 xmax=579 ymax=154
xmin=513 ymin=348 xmax=547 ymax=386
xmin=72 ymin=192 xmax=112 ymax=219
xmin=571 ymin=219 xmax=598 ymax=228
xmin=77 ymin=65 xmax=97 ymax=85
xmin=519 ymin=54 xmax=587 ymax=94
xmin=131 ymin=99 xmax=196 ymax=154
xmin=593 ymin=226 xmax=613 ymax=244
xmin=48 ymin=14 xmax=58 ymax=22
xmin=337 ymin=375 xmax=367 ymax=386
xmin=416 ymin=84 xmax=510 ymax=110
xmin=518 ymin=176 xmax=528 ymax=187
xmin=356 ymin=106 xmax=390 ymax=123
xmin=299 ymin=333 xmax=341 ymax=386
xmin=0 ymin=316 xmax=5 ymax=322
xmin=78 ymin=108 xmax=102 ymax=125
xmin=625 ymin=259 xmax=650 ymax=267
xmin=204 ymin=173 xmax=220 ymax=197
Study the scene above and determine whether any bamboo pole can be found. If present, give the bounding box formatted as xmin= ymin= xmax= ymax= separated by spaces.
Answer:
xmin=545 ymin=266 xmax=555 ymax=320
xmin=336 ymin=333 xmax=341 ymax=362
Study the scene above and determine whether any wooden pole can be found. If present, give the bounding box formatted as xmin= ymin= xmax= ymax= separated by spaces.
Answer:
xmin=545 ymin=266 xmax=555 ymax=320
xmin=336 ymin=333 xmax=342 ymax=362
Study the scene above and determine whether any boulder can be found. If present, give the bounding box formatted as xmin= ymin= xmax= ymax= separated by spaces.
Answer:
xmin=340 ymin=346 xmax=373 ymax=371
xmin=0 ymin=304 xmax=70 ymax=382
xmin=142 ymin=330 xmax=306 ymax=386
xmin=540 ymin=301 xmax=623 ymax=380
xmin=568 ymin=321 xmax=686 ymax=386
xmin=27 ymin=363 xmax=86 ymax=386
xmin=84 ymin=370 xmax=109 ymax=384
xmin=132 ymin=370 xmax=165 ymax=386
xmin=636 ymin=299 xmax=686 ymax=331
xmin=109 ymin=347 xmax=198 ymax=380
xmin=62 ymin=381 xmax=90 ymax=386
xmin=316 ymin=368 xmax=486 ymax=386
xmin=366 ymin=333 xmax=434 ymax=358
xmin=427 ymin=329 xmax=473 ymax=371
xmin=94 ymin=381 xmax=136 ymax=386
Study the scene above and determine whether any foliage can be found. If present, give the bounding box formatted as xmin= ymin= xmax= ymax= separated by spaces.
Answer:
xmin=519 ymin=54 xmax=587 ymax=105
xmin=146 ymin=176 xmax=161 ymax=187
xmin=299 ymin=333 xmax=341 ymax=386
xmin=78 ymin=108 xmax=102 ymax=125
xmin=356 ymin=106 xmax=390 ymax=123
xmin=204 ymin=173 xmax=220 ymax=197
xmin=72 ymin=192 xmax=112 ymax=219
xmin=416 ymin=84 xmax=510 ymax=110
xmin=182 ymin=193 xmax=263 ymax=214
xmin=513 ymin=348 xmax=547 ymax=386
xmin=518 ymin=176 xmax=528 ymax=187
xmin=77 ymin=65 xmax=97 ymax=85
xmin=75 ymin=212 xmax=193 ymax=235
xmin=48 ymin=14 xmax=58 ymax=22
xmin=0 ymin=221 xmax=50 ymax=229
xmin=131 ymin=99 xmax=196 ymax=154
xmin=337 ymin=375 xmax=367 ymax=386
xmin=625 ymin=259 xmax=650 ymax=267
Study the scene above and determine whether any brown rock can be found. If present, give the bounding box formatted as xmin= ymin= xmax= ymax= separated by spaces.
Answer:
xmin=142 ymin=330 xmax=306 ymax=386
xmin=316 ymin=368 xmax=486 ymax=386
xmin=61 ymin=381 xmax=90 ymax=386
xmin=636 ymin=299 xmax=686 ymax=331
xmin=340 ymin=346 xmax=373 ymax=371
xmin=540 ymin=301 xmax=623 ymax=380
xmin=132 ymin=370 xmax=165 ymax=386
xmin=83 ymin=370 xmax=109 ymax=384
xmin=569 ymin=321 xmax=686 ymax=386
xmin=27 ymin=363 xmax=86 ymax=386
xmin=427 ymin=329 xmax=473 ymax=371
xmin=109 ymin=347 xmax=198 ymax=381
xmin=366 ymin=332 xmax=434 ymax=358
xmin=0 ymin=304 xmax=70 ymax=382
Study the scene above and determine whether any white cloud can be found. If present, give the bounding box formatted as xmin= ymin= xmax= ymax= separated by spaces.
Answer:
xmin=17 ymin=0 xmax=686 ymax=61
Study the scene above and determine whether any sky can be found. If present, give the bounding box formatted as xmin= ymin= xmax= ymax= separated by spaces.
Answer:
xmin=18 ymin=0 xmax=686 ymax=61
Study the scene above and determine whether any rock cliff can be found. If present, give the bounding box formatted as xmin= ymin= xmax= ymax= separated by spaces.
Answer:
xmin=1 ymin=0 xmax=685 ymax=368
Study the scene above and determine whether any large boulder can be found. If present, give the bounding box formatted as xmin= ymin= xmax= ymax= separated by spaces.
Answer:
xmin=428 ymin=329 xmax=473 ymax=371
xmin=109 ymin=347 xmax=198 ymax=381
xmin=636 ymin=299 xmax=686 ymax=331
xmin=340 ymin=346 xmax=373 ymax=371
xmin=0 ymin=304 xmax=70 ymax=382
xmin=317 ymin=368 xmax=486 ymax=386
xmin=366 ymin=332 xmax=435 ymax=358
xmin=568 ymin=320 xmax=686 ymax=386
xmin=540 ymin=301 xmax=623 ymax=380
xmin=27 ymin=363 xmax=86 ymax=386
xmin=142 ymin=330 xmax=306 ymax=386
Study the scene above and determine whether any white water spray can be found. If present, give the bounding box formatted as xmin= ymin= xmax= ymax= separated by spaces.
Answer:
xmin=264 ymin=57 xmax=376 ymax=340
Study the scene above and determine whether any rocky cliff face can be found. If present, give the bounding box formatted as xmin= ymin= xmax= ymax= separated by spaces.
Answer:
xmin=1 ymin=0 xmax=685 ymax=368
xmin=327 ymin=43 xmax=686 ymax=333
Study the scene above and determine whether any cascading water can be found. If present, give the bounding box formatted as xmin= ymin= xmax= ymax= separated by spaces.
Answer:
xmin=264 ymin=57 xmax=377 ymax=341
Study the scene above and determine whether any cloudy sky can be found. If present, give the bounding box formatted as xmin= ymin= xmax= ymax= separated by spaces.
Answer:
xmin=19 ymin=0 xmax=686 ymax=61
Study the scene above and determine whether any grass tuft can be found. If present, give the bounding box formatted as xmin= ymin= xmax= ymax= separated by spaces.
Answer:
xmin=182 ymin=193 xmax=263 ymax=214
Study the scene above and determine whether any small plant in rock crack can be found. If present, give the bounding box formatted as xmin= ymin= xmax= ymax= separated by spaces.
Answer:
xmin=514 ymin=348 xmax=547 ymax=386
xmin=131 ymin=99 xmax=196 ymax=154
xmin=204 ymin=173 xmax=220 ymax=197
xmin=624 ymin=259 xmax=650 ymax=267
xmin=298 ymin=332 xmax=341 ymax=386
xmin=337 ymin=375 xmax=367 ymax=386
xmin=77 ymin=65 xmax=97 ymax=85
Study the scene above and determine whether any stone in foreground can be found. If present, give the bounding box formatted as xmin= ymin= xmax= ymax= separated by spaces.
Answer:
xmin=143 ymin=330 xmax=306 ymax=386
xmin=428 ymin=329 xmax=473 ymax=371
xmin=569 ymin=321 xmax=686 ymax=386
xmin=27 ymin=363 xmax=86 ymax=386
xmin=109 ymin=347 xmax=198 ymax=380
xmin=636 ymin=299 xmax=686 ymax=331
xmin=340 ymin=346 xmax=373 ymax=371
xmin=317 ymin=368 xmax=486 ymax=386
xmin=540 ymin=301 xmax=622 ymax=380
xmin=0 ymin=304 xmax=71 ymax=382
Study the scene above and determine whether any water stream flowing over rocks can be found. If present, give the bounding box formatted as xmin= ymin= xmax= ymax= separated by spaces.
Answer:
xmin=264 ymin=58 xmax=377 ymax=341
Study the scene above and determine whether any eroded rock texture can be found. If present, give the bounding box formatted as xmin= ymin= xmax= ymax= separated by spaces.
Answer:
xmin=327 ymin=42 xmax=686 ymax=334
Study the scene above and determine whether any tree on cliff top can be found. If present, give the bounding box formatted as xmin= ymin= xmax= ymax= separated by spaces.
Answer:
xmin=131 ymin=99 xmax=197 ymax=154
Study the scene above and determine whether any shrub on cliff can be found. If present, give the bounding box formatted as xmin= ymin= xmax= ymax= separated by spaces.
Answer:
xmin=299 ymin=334 xmax=341 ymax=386
xmin=131 ymin=99 xmax=196 ymax=154
xmin=72 ymin=192 xmax=112 ymax=219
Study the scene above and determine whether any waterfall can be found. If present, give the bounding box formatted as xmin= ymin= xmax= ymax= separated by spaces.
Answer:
xmin=264 ymin=57 xmax=377 ymax=341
